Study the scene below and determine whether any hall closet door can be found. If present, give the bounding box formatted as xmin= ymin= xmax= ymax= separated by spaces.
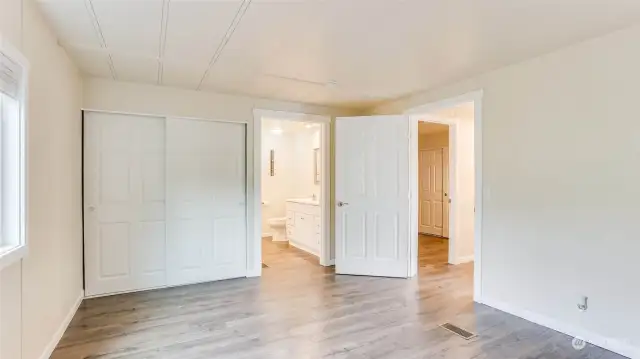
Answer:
xmin=84 ymin=112 xmax=166 ymax=296
xmin=165 ymin=118 xmax=247 ymax=286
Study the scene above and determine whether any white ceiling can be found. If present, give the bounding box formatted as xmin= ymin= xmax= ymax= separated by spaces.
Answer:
xmin=262 ymin=118 xmax=318 ymax=134
xmin=37 ymin=0 xmax=640 ymax=109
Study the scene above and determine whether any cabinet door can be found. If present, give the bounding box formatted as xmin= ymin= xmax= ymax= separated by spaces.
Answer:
xmin=313 ymin=216 xmax=321 ymax=248
xmin=294 ymin=213 xmax=306 ymax=245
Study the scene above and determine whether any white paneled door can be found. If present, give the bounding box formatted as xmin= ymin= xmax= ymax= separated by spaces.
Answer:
xmin=419 ymin=148 xmax=445 ymax=236
xmin=165 ymin=118 xmax=247 ymax=286
xmin=85 ymin=113 xmax=247 ymax=297
xmin=335 ymin=116 xmax=411 ymax=278
xmin=84 ymin=113 xmax=167 ymax=296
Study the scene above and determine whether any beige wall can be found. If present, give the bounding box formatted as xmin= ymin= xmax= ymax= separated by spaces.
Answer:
xmin=374 ymin=23 xmax=640 ymax=357
xmin=0 ymin=0 xmax=84 ymax=358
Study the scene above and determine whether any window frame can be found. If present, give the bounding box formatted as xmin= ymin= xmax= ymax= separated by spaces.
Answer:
xmin=0 ymin=34 xmax=29 ymax=271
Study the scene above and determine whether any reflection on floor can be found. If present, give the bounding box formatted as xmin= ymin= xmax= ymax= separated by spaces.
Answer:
xmin=262 ymin=237 xmax=324 ymax=269
xmin=418 ymin=234 xmax=449 ymax=268
xmin=51 ymin=237 xmax=623 ymax=359
xmin=262 ymin=235 xmax=450 ymax=270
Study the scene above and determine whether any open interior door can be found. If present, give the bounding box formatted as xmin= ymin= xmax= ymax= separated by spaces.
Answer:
xmin=335 ymin=115 xmax=411 ymax=277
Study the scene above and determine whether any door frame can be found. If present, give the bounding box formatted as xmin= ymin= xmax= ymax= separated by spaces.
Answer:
xmin=405 ymin=90 xmax=483 ymax=302
xmin=249 ymin=109 xmax=332 ymax=276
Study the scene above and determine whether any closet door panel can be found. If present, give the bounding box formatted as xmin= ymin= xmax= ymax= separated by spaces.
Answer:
xmin=165 ymin=118 xmax=246 ymax=286
xmin=84 ymin=112 xmax=166 ymax=296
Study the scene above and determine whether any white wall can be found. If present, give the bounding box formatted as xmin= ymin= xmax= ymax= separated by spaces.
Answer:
xmin=261 ymin=123 xmax=321 ymax=235
xmin=261 ymin=126 xmax=296 ymax=235
xmin=374 ymin=23 xmax=640 ymax=358
xmin=0 ymin=0 xmax=83 ymax=358
xmin=293 ymin=127 xmax=321 ymax=200
xmin=453 ymin=114 xmax=474 ymax=262
xmin=83 ymin=78 xmax=353 ymax=122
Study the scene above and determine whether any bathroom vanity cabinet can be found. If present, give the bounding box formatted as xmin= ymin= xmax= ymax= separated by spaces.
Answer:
xmin=285 ymin=199 xmax=321 ymax=256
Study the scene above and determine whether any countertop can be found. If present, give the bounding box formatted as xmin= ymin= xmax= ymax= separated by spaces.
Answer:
xmin=286 ymin=198 xmax=320 ymax=206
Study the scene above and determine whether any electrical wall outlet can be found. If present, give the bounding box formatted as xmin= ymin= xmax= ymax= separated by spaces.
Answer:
xmin=577 ymin=296 xmax=588 ymax=311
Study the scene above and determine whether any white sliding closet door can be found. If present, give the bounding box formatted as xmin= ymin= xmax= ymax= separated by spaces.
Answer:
xmin=165 ymin=118 xmax=247 ymax=286
xmin=84 ymin=112 xmax=166 ymax=296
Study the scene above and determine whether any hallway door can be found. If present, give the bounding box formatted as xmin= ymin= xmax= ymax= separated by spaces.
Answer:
xmin=419 ymin=148 xmax=445 ymax=236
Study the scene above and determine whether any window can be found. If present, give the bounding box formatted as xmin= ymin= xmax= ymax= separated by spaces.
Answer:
xmin=0 ymin=35 xmax=28 ymax=270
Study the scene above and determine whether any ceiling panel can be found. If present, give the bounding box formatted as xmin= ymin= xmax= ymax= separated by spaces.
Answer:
xmin=90 ymin=0 xmax=164 ymax=58
xmin=205 ymin=0 xmax=640 ymax=104
xmin=36 ymin=0 xmax=640 ymax=108
xmin=37 ymin=0 xmax=102 ymax=48
xmin=111 ymin=55 xmax=159 ymax=84
xmin=163 ymin=0 xmax=243 ymax=62
xmin=213 ymin=1 xmax=332 ymax=90
xmin=161 ymin=0 xmax=243 ymax=87
xmin=65 ymin=46 xmax=112 ymax=78
xmin=203 ymin=64 xmax=383 ymax=108
xmin=161 ymin=58 xmax=209 ymax=89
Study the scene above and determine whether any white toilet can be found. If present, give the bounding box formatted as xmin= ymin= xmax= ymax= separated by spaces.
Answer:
xmin=268 ymin=217 xmax=287 ymax=241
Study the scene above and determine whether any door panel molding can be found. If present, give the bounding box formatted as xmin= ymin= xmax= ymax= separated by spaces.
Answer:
xmin=335 ymin=115 xmax=411 ymax=278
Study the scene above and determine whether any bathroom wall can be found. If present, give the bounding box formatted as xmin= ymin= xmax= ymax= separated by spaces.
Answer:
xmin=293 ymin=127 xmax=321 ymax=200
xmin=261 ymin=121 xmax=321 ymax=236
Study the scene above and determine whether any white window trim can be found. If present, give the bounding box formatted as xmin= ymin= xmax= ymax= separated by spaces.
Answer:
xmin=0 ymin=33 xmax=30 ymax=271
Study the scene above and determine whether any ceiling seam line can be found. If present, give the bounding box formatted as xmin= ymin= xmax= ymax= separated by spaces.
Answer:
xmin=83 ymin=0 xmax=106 ymax=48
xmin=158 ymin=0 xmax=171 ymax=85
xmin=264 ymin=73 xmax=329 ymax=86
xmin=84 ymin=0 xmax=117 ymax=80
xmin=107 ymin=54 xmax=118 ymax=81
xmin=196 ymin=0 xmax=253 ymax=91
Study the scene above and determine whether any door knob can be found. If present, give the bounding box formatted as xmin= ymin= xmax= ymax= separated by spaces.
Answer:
xmin=337 ymin=201 xmax=349 ymax=207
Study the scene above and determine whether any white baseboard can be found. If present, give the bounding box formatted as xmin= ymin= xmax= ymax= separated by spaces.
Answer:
xmin=320 ymin=259 xmax=335 ymax=266
xmin=455 ymin=255 xmax=474 ymax=264
xmin=479 ymin=296 xmax=639 ymax=359
xmin=289 ymin=240 xmax=319 ymax=257
xmin=38 ymin=290 xmax=84 ymax=359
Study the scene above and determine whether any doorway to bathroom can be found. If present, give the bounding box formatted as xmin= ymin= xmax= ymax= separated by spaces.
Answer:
xmin=252 ymin=110 xmax=332 ymax=270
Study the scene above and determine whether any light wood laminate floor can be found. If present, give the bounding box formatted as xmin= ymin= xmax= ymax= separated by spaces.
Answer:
xmin=51 ymin=238 xmax=623 ymax=359
xmin=418 ymin=234 xmax=448 ymax=268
